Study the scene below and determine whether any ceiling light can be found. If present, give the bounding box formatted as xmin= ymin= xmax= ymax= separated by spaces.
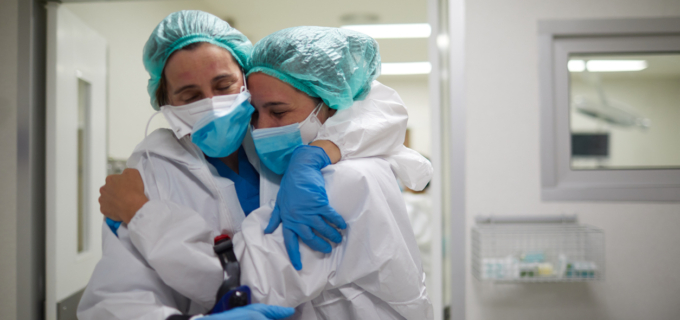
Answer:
xmin=586 ymin=60 xmax=647 ymax=72
xmin=381 ymin=62 xmax=432 ymax=75
xmin=569 ymin=59 xmax=648 ymax=72
xmin=341 ymin=23 xmax=431 ymax=39
xmin=568 ymin=60 xmax=586 ymax=72
xmin=436 ymin=34 xmax=450 ymax=50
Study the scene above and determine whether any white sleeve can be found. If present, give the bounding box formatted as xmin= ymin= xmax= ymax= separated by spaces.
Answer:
xmin=128 ymin=200 xmax=224 ymax=311
xmin=125 ymin=152 xmax=225 ymax=311
xmin=315 ymin=81 xmax=433 ymax=191
xmin=232 ymin=160 xmax=431 ymax=319
xmin=315 ymin=81 xmax=407 ymax=160
xmin=77 ymin=223 xmax=187 ymax=320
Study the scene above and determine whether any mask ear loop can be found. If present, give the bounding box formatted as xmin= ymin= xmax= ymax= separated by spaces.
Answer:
xmin=144 ymin=110 xmax=165 ymax=200
xmin=297 ymin=102 xmax=325 ymax=132
xmin=310 ymin=102 xmax=324 ymax=119
xmin=240 ymin=70 xmax=248 ymax=93
xmin=314 ymin=102 xmax=324 ymax=113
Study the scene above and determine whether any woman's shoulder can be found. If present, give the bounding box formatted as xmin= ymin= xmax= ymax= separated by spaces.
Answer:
xmin=322 ymin=158 xmax=404 ymax=222
xmin=365 ymin=80 xmax=405 ymax=105
xmin=322 ymin=158 xmax=393 ymax=190
xmin=127 ymin=128 xmax=200 ymax=168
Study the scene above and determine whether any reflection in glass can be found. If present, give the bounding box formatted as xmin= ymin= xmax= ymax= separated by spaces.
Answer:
xmin=569 ymin=53 xmax=680 ymax=170
xmin=78 ymin=79 xmax=91 ymax=253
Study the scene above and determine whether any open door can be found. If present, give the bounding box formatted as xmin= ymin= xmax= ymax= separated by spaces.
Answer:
xmin=45 ymin=3 xmax=107 ymax=320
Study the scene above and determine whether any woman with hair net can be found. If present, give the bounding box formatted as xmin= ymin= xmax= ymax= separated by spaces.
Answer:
xmin=79 ymin=11 xmax=432 ymax=320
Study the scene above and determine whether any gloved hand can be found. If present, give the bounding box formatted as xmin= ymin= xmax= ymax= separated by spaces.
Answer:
xmin=264 ymin=145 xmax=347 ymax=270
xmin=202 ymin=304 xmax=295 ymax=319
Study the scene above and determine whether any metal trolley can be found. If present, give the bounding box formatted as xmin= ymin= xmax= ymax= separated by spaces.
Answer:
xmin=472 ymin=215 xmax=605 ymax=282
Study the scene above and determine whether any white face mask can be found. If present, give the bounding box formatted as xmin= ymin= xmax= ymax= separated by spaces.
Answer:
xmin=159 ymin=74 xmax=248 ymax=139
xmin=298 ymin=102 xmax=324 ymax=144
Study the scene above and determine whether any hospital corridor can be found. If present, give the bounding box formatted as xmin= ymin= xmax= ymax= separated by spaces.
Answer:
xmin=1 ymin=0 xmax=679 ymax=319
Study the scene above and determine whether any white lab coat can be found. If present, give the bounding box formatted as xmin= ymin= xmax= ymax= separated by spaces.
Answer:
xmin=78 ymin=81 xmax=434 ymax=319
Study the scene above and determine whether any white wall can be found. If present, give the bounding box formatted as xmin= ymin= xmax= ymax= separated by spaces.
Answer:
xmin=0 ymin=0 xmax=19 ymax=317
xmin=64 ymin=1 xmax=217 ymax=160
xmin=465 ymin=1 xmax=680 ymax=320
xmin=64 ymin=0 xmax=430 ymax=161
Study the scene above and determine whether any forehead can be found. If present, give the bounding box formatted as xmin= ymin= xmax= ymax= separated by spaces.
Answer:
xmin=164 ymin=43 xmax=241 ymax=83
xmin=247 ymin=73 xmax=302 ymax=105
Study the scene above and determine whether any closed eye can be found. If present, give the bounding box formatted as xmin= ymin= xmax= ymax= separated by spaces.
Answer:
xmin=217 ymin=83 xmax=236 ymax=91
xmin=183 ymin=94 xmax=201 ymax=104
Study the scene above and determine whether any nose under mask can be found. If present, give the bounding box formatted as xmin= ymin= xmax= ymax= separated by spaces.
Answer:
xmin=159 ymin=75 xmax=255 ymax=158
xmin=251 ymin=103 xmax=324 ymax=175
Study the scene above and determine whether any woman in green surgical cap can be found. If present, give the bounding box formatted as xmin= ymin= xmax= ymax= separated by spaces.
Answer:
xmin=80 ymin=11 xmax=428 ymax=320
xmin=243 ymin=27 xmax=433 ymax=319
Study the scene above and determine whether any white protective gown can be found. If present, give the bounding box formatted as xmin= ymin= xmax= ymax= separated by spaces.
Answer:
xmin=78 ymin=81 xmax=434 ymax=320
xmin=402 ymin=191 xmax=433 ymax=289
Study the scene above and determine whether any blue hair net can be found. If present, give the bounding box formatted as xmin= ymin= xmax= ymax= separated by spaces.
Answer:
xmin=247 ymin=26 xmax=381 ymax=110
xmin=143 ymin=10 xmax=253 ymax=109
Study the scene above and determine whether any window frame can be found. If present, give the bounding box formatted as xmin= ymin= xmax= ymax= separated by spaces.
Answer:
xmin=538 ymin=17 xmax=680 ymax=201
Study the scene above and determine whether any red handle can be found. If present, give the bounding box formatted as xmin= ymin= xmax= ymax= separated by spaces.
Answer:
xmin=214 ymin=234 xmax=231 ymax=244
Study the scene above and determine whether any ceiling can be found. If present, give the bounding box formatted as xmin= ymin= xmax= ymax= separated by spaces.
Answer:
xmin=204 ymin=0 xmax=429 ymax=64
xmin=59 ymin=0 xmax=429 ymax=64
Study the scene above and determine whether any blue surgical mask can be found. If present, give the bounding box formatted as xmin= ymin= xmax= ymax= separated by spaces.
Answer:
xmin=191 ymin=91 xmax=254 ymax=157
xmin=252 ymin=103 xmax=323 ymax=175
xmin=160 ymin=74 xmax=254 ymax=158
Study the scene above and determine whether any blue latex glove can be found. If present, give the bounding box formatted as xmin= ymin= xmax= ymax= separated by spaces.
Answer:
xmin=105 ymin=217 xmax=122 ymax=237
xmin=202 ymin=304 xmax=295 ymax=319
xmin=264 ymin=145 xmax=347 ymax=270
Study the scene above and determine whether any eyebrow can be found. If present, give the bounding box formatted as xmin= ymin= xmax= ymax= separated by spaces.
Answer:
xmin=261 ymin=101 xmax=288 ymax=108
xmin=173 ymin=84 xmax=198 ymax=95
xmin=172 ymin=73 xmax=237 ymax=95
xmin=211 ymin=73 xmax=236 ymax=83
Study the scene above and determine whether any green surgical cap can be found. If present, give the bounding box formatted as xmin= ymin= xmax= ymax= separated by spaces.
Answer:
xmin=247 ymin=26 xmax=381 ymax=110
xmin=143 ymin=10 xmax=252 ymax=109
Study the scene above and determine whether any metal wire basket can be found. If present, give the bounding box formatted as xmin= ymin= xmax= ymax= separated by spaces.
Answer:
xmin=472 ymin=215 xmax=605 ymax=282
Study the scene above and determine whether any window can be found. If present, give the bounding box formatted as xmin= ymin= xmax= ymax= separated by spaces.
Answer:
xmin=538 ymin=17 xmax=680 ymax=201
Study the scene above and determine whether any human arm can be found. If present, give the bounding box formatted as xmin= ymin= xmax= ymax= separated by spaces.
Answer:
xmin=314 ymin=81 xmax=408 ymax=161
xmin=99 ymin=168 xmax=148 ymax=224
xmin=123 ymin=152 xmax=226 ymax=310
xmin=237 ymin=160 xmax=432 ymax=319
xmin=267 ymin=81 xmax=420 ymax=268
xmin=263 ymin=145 xmax=346 ymax=270
xmin=77 ymin=223 xmax=190 ymax=320
xmin=317 ymin=81 xmax=432 ymax=190
xmin=127 ymin=200 xmax=224 ymax=310
xmin=79 ymin=223 xmax=293 ymax=320
xmin=98 ymin=147 xmax=225 ymax=310
xmin=95 ymin=157 xmax=431 ymax=318
xmin=309 ymin=139 xmax=341 ymax=163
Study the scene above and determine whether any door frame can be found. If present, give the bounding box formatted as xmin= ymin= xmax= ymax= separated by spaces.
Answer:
xmin=447 ymin=0 xmax=467 ymax=318
xmin=427 ymin=0 xmax=467 ymax=319
xmin=17 ymin=0 xmax=48 ymax=320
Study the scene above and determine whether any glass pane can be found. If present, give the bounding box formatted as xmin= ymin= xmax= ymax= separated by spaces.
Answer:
xmin=569 ymin=53 xmax=680 ymax=170
xmin=78 ymin=79 xmax=90 ymax=253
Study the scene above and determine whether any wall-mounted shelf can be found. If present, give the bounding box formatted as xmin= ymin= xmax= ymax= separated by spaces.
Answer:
xmin=472 ymin=215 xmax=604 ymax=282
